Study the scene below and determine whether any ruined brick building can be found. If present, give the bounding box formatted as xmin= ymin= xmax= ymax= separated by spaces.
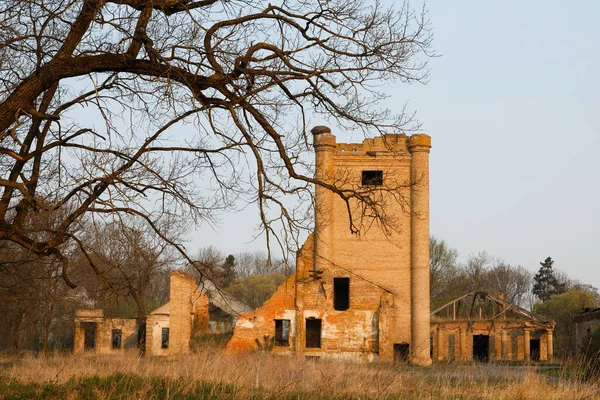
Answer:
xmin=74 ymin=271 xmax=250 ymax=356
xmin=431 ymin=292 xmax=555 ymax=362
xmin=573 ymin=308 xmax=600 ymax=354
xmin=74 ymin=127 xmax=558 ymax=364
xmin=227 ymin=127 xmax=433 ymax=365
xmin=74 ymin=309 xmax=139 ymax=354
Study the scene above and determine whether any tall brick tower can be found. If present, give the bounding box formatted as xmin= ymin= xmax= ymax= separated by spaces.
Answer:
xmin=228 ymin=126 xmax=432 ymax=365
xmin=310 ymin=126 xmax=432 ymax=364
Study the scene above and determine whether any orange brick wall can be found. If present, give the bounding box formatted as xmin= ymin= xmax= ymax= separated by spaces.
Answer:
xmin=193 ymin=292 xmax=210 ymax=337
xmin=227 ymin=275 xmax=297 ymax=351
xmin=228 ymin=131 xmax=429 ymax=364
xmin=430 ymin=320 xmax=552 ymax=362
xmin=168 ymin=271 xmax=206 ymax=356
xmin=309 ymin=132 xmax=426 ymax=362
xmin=76 ymin=272 xmax=213 ymax=357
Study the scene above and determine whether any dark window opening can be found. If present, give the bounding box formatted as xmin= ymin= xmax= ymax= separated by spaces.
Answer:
xmin=333 ymin=277 xmax=350 ymax=311
xmin=306 ymin=318 xmax=322 ymax=348
xmin=430 ymin=336 xmax=434 ymax=359
xmin=362 ymin=170 xmax=383 ymax=186
xmin=473 ymin=334 xmax=489 ymax=362
xmin=111 ymin=329 xmax=122 ymax=349
xmin=394 ymin=343 xmax=410 ymax=363
xmin=530 ymin=339 xmax=540 ymax=362
xmin=82 ymin=322 xmax=97 ymax=351
xmin=161 ymin=327 xmax=169 ymax=349
xmin=275 ymin=319 xmax=290 ymax=346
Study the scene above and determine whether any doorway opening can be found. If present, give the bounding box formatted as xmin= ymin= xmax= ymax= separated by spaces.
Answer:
xmin=306 ymin=318 xmax=322 ymax=348
xmin=530 ymin=339 xmax=540 ymax=361
xmin=472 ymin=334 xmax=489 ymax=362
xmin=82 ymin=322 xmax=97 ymax=351
xmin=275 ymin=319 xmax=290 ymax=346
xmin=111 ymin=329 xmax=122 ymax=349
xmin=393 ymin=342 xmax=410 ymax=363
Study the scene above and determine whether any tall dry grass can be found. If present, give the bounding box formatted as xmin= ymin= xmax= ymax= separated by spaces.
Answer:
xmin=1 ymin=349 xmax=599 ymax=399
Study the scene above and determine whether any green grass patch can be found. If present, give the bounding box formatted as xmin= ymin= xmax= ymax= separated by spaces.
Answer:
xmin=0 ymin=374 xmax=240 ymax=400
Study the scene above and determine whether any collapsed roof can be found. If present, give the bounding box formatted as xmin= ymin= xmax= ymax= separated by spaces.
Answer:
xmin=431 ymin=291 xmax=554 ymax=330
xmin=197 ymin=279 xmax=252 ymax=317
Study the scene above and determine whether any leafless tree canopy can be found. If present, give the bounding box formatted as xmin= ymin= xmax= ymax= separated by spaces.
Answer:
xmin=429 ymin=242 xmax=534 ymax=310
xmin=0 ymin=0 xmax=433 ymax=285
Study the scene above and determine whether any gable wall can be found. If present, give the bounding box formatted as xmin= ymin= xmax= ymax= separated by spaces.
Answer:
xmin=227 ymin=130 xmax=431 ymax=364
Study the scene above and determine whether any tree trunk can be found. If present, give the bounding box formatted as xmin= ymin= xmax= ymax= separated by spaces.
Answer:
xmin=134 ymin=293 xmax=146 ymax=356
xmin=42 ymin=327 xmax=49 ymax=357
xmin=11 ymin=311 xmax=24 ymax=353
xmin=137 ymin=316 xmax=147 ymax=356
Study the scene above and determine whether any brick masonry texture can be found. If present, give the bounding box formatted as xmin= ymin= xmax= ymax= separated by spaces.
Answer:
xmin=430 ymin=321 xmax=552 ymax=361
xmin=227 ymin=128 xmax=432 ymax=364
xmin=74 ymin=310 xmax=139 ymax=354
xmin=573 ymin=308 xmax=600 ymax=354
xmin=76 ymin=271 xmax=210 ymax=357
xmin=430 ymin=293 xmax=555 ymax=362
xmin=161 ymin=271 xmax=208 ymax=357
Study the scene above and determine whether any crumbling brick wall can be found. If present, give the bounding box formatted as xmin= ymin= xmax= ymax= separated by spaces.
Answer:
xmin=146 ymin=304 xmax=170 ymax=356
xmin=431 ymin=321 xmax=552 ymax=362
xmin=74 ymin=309 xmax=138 ymax=354
xmin=167 ymin=270 xmax=207 ymax=357
xmin=227 ymin=274 xmax=297 ymax=351
xmin=573 ymin=309 xmax=600 ymax=353
xmin=227 ymin=129 xmax=431 ymax=364
xmin=75 ymin=271 xmax=212 ymax=357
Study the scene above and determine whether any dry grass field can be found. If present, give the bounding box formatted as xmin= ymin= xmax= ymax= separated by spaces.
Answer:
xmin=0 ymin=349 xmax=598 ymax=399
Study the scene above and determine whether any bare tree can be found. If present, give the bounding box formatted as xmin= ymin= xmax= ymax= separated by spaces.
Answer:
xmin=485 ymin=260 xmax=532 ymax=308
xmin=195 ymin=246 xmax=224 ymax=274
xmin=429 ymin=236 xmax=462 ymax=307
xmin=429 ymin=240 xmax=535 ymax=310
xmin=234 ymin=250 xmax=293 ymax=277
xmin=182 ymin=245 xmax=223 ymax=288
xmin=0 ymin=205 xmax=84 ymax=353
xmin=464 ymin=251 xmax=493 ymax=291
xmin=0 ymin=0 xmax=433 ymax=285
xmin=0 ymin=241 xmax=74 ymax=354
xmin=80 ymin=218 xmax=177 ymax=352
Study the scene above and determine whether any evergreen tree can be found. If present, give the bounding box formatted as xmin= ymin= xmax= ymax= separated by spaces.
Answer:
xmin=532 ymin=257 xmax=566 ymax=302
xmin=218 ymin=255 xmax=237 ymax=288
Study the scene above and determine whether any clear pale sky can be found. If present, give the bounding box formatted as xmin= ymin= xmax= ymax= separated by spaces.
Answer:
xmin=193 ymin=1 xmax=600 ymax=289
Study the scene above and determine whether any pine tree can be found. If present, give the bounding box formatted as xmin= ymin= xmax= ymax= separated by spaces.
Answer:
xmin=218 ymin=255 xmax=237 ymax=288
xmin=532 ymin=257 xmax=566 ymax=302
